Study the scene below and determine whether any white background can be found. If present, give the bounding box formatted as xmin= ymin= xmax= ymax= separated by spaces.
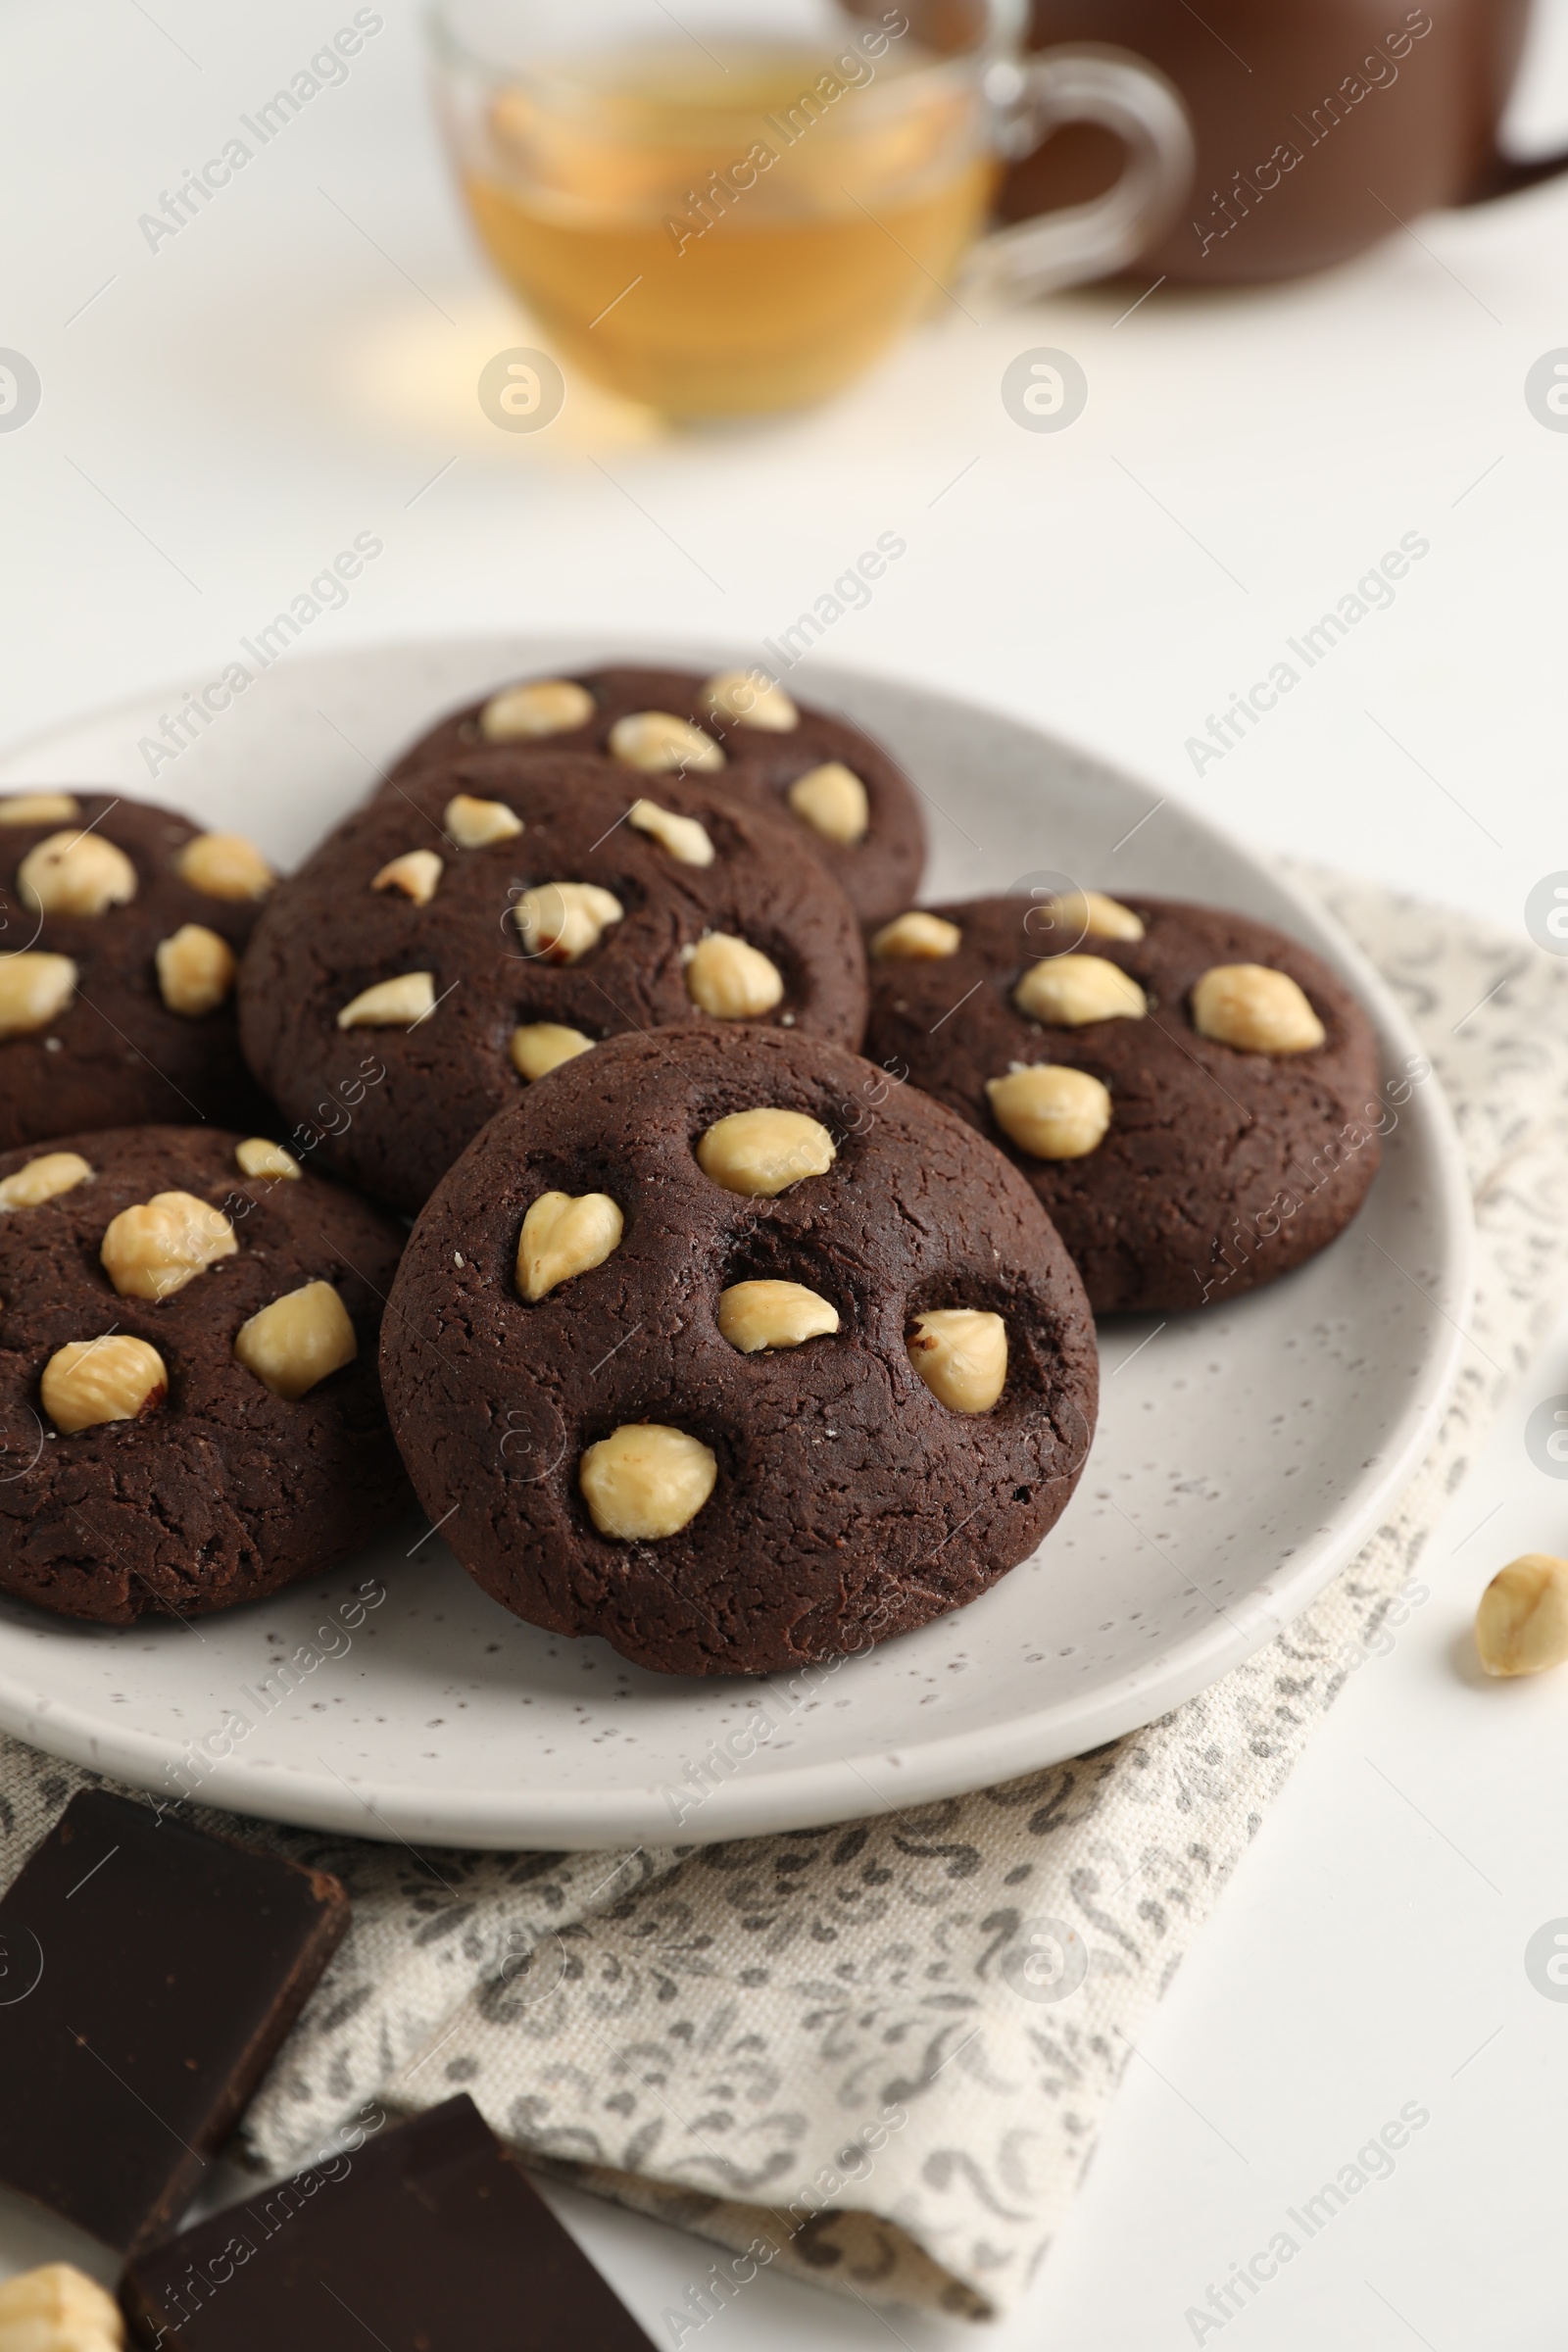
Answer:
xmin=3 ymin=0 xmax=1568 ymax=2342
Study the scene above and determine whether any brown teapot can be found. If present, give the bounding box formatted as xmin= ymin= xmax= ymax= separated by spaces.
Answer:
xmin=1000 ymin=0 xmax=1568 ymax=281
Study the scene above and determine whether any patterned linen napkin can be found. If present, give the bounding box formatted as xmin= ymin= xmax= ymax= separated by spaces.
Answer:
xmin=2 ymin=871 xmax=1565 ymax=2324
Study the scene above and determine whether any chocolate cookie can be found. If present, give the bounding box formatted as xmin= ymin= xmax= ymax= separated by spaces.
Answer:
xmin=386 ymin=662 xmax=926 ymax=929
xmin=0 ymin=790 xmax=275 ymax=1151
xmin=0 ymin=1124 xmax=411 ymax=1622
xmin=381 ymin=1026 xmax=1097 ymax=1678
xmin=863 ymin=893 xmax=1385 ymax=1314
xmin=239 ymin=752 xmax=870 ymax=1213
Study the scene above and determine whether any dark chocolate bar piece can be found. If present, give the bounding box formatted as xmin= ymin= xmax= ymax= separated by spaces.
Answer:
xmin=120 ymin=2093 xmax=658 ymax=2349
xmin=0 ymin=1788 xmax=348 ymax=2252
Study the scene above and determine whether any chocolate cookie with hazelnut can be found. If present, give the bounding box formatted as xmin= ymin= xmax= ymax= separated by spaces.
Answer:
xmin=0 ymin=789 xmax=276 ymax=1150
xmin=863 ymin=892 xmax=1384 ymax=1313
xmin=239 ymin=751 xmax=870 ymax=1213
xmin=0 ymin=1124 xmax=410 ymax=1621
xmin=383 ymin=661 xmax=926 ymax=930
xmin=382 ymin=1025 xmax=1097 ymax=1677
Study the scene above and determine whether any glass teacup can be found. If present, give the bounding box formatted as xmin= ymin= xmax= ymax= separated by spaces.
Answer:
xmin=430 ymin=0 xmax=1193 ymax=417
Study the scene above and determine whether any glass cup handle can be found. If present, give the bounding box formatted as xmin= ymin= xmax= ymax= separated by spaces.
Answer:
xmin=962 ymin=43 xmax=1196 ymax=308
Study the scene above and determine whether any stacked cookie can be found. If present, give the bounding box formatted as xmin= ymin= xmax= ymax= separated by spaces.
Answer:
xmin=385 ymin=662 xmax=926 ymax=927
xmin=383 ymin=1026 xmax=1096 ymax=1677
xmin=238 ymin=749 xmax=871 ymax=1211
xmin=0 ymin=662 xmax=1384 ymax=1677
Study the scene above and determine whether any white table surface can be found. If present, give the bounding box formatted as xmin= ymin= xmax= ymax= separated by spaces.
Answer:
xmin=4 ymin=1 xmax=1568 ymax=2340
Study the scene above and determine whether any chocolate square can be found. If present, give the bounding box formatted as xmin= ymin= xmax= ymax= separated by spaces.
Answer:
xmin=120 ymin=2094 xmax=658 ymax=2349
xmin=0 ymin=1788 xmax=348 ymax=2252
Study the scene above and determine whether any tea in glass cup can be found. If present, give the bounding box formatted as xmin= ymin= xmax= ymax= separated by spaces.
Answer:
xmin=431 ymin=0 xmax=1194 ymax=416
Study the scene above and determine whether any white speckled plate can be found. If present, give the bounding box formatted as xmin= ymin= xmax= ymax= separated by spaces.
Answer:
xmin=0 ymin=638 xmax=1471 ymax=1850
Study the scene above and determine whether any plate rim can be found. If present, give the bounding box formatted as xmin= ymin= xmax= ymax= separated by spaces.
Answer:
xmin=0 ymin=637 xmax=1475 ymax=1847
